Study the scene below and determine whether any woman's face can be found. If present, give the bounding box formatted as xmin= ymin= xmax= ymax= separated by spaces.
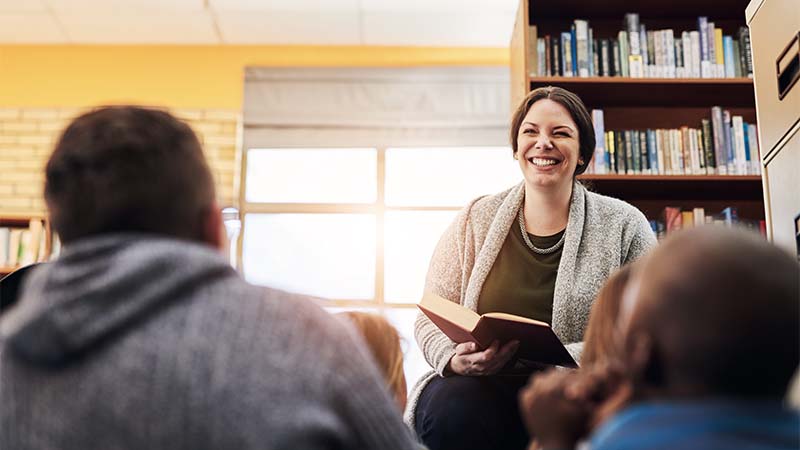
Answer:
xmin=516 ymin=98 xmax=581 ymax=191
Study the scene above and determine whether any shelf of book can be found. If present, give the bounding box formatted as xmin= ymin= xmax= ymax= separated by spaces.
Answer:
xmin=511 ymin=0 xmax=763 ymax=228
xmin=528 ymin=77 xmax=755 ymax=107
xmin=0 ymin=215 xmax=54 ymax=278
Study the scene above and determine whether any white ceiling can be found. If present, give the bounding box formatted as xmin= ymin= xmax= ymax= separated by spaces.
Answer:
xmin=0 ymin=0 xmax=518 ymax=46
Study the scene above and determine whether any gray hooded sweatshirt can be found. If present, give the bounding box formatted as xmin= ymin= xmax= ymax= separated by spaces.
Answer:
xmin=0 ymin=234 xmax=418 ymax=450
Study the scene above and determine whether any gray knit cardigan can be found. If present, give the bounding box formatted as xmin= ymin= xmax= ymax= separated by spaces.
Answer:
xmin=404 ymin=180 xmax=657 ymax=425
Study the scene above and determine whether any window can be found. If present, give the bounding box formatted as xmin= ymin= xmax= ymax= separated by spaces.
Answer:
xmin=241 ymin=145 xmax=520 ymax=387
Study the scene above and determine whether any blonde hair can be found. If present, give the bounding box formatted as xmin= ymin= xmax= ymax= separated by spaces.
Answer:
xmin=339 ymin=312 xmax=407 ymax=410
xmin=581 ymin=264 xmax=634 ymax=367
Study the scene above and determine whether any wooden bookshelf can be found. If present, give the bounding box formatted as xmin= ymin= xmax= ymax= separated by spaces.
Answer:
xmin=511 ymin=0 xmax=765 ymax=223
xmin=0 ymin=215 xmax=52 ymax=277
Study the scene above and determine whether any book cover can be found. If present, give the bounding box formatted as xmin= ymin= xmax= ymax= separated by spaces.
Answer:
xmin=418 ymin=292 xmax=577 ymax=368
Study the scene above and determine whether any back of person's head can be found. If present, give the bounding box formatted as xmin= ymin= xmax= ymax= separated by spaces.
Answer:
xmin=45 ymin=106 xmax=216 ymax=245
xmin=582 ymin=263 xmax=635 ymax=367
xmin=621 ymin=226 xmax=800 ymax=399
xmin=338 ymin=312 xmax=407 ymax=411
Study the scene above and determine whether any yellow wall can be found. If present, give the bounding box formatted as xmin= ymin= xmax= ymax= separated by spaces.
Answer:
xmin=0 ymin=45 xmax=509 ymax=109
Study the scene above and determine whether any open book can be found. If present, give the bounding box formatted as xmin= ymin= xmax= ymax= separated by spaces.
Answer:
xmin=418 ymin=291 xmax=577 ymax=368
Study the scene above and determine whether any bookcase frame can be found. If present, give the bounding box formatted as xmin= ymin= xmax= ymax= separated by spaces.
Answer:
xmin=510 ymin=0 xmax=764 ymax=223
xmin=0 ymin=214 xmax=52 ymax=277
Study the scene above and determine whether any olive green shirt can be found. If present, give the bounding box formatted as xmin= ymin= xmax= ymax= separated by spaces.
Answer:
xmin=477 ymin=223 xmax=565 ymax=325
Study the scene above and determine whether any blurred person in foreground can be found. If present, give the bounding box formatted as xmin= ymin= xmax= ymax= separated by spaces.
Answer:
xmin=0 ymin=106 xmax=418 ymax=450
xmin=520 ymin=226 xmax=800 ymax=450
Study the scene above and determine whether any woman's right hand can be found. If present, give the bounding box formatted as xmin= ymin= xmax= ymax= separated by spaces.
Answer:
xmin=447 ymin=340 xmax=520 ymax=376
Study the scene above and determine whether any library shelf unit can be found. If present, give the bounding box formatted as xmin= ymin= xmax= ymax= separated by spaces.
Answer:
xmin=510 ymin=0 xmax=764 ymax=224
xmin=0 ymin=214 xmax=52 ymax=277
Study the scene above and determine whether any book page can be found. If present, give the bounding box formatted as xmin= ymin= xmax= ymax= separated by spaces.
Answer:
xmin=483 ymin=312 xmax=550 ymax=327
xmin=419 ymin=291 xmax=479 ymax=332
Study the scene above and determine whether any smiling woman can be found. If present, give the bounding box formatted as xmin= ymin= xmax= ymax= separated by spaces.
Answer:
xmin=408 ymin=86 xmax=658 ymax=450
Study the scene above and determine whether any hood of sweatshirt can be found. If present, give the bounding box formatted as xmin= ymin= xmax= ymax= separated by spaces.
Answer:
xmin=1 ymin=234 xmax=236 ymax=368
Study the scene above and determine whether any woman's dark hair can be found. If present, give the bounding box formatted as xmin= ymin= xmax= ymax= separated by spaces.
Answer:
xmin=509 ymin=86 xmax=596 ymax=175
xmin=45 ymin=106 xmax=215 ymax=244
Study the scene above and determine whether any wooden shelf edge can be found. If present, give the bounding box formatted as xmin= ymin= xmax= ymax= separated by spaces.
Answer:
xmin=529 ymin=76 xmax=754 ymax=85
xmin=579 ymin=175 xmax=762 ymax=181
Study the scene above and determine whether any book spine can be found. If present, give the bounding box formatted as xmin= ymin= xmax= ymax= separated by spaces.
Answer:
xmin=612 ymin=39 xmax=621 ymax=76
xmin=722 ymin=110 xmax=734 ymax=173
xmin=707 ymin=22 xmax=716 ymax=77
xmin=562 ymin=32 xmax=574 ymax=77
xmin=554 ymin=37 xmax=562 ymax=76
xmin=590 ymin=30 xmax=597 ymax=76
xmin=723 ymin=35 xmax=735 ymax=78
xmin=545 ymin=35 xmax=552 ymax=76
xmin=592 ymin=109 xmax=606 ymax=174
xmin=711 ymin=107 xmax=727 ymax=175
xmin=656 ymin=129 xmax=666 ymax=175
xmin=680 ymin=126 xmax=690 ymax=174
xmin=690 ymin=31 xmax=701 ymax=78
xmin=575 ymin=20 xmax=589 ymax=77
xmin=682 ymin=31 xmax=692 ymax=79
xmin=600 ymin=39 xmax=610 ymax=76
xmin=732 ymin=116 xmax=747 ymax=175
xmin=647 ymin=129 xmax=659 ymax=174
xmin=639 ymin=130 xmax=649 ymax=174
xmin=732 ymin=39 xmax=742 ymax=78
xmin=607 ymin=130 xmax=616 ymax=173
xmin=572 ymin=24 xmax=579 ymax=76
xmin=714 ymin=28 xmax=724 ymax=77
xmin=647 ymin=30 xmax=656 ymax=77
xmin=671 ymin=129 xmax=682 ymax=175
xmin=739 ymin=26 xmax=754 ymax=78
xmin=749 ymin=123 xmax=760 ymax=174
xmin=619 ymin=31 xmax=629 ymax=77
xmin=631 ymin=130 xmax=641 ymax=173
xmin=696 ymin=127 xmax=707 ymax=174
xmin=665 ymin=29 xmax=676 ymax=78
xmin=640 ymin=24 xmax=649 ymax=67
xmin=743 ymin=121 xmax=751 ymax=174
xmin=698 ymin=17 xmax=710 ymax=77
xmin=675 ymin=39 xmax=684 ymax=78
xmin=623 ymin=130 xmax=633 ymax=174
xmin=616 ymin=131 xmax=626 ymax=174
xmin=701 ymin=118 xmax=716 ymax=173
